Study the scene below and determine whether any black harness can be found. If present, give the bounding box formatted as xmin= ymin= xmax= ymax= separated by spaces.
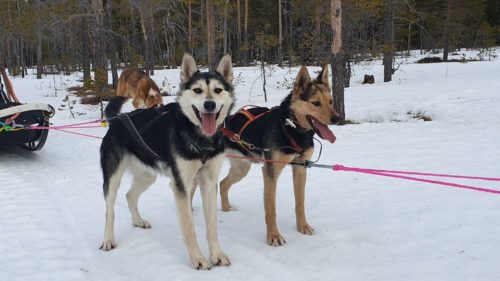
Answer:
xmin=115 ymin=107 xmax=214 ymax=164
xmin=117 ymin=113 xmax=165 ymax=162
xmin=221 ymin=105 xmax=305 ymax=154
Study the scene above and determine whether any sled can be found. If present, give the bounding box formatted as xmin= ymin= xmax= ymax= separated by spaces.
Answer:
xmin=0 ymin=102 xmax=54 ymax=151
xmin=0 ymin=61 xmax=55 ymax=151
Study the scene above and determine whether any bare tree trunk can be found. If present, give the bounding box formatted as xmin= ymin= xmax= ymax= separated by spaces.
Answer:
xmin=6 ymin=2 xmax=13 ymax=74
xmin=331 ymin=0 xmax=345 ymax=121
xmin=314 ymin=4 xmax=322 ymax=63
xmin=138 ymin=10 xmax=151 ymax=74
xmin=277 ymin=0 xmax=283 ymax=67
xmin=443 ymin=0 xmax=451 ymax=61
xmin=236 ymin=0 xmax=241 ymax=63
xmin=81 ymin=14 xmax=91 ymax=87
xmin=344 ymin=54 xmax=351 ymax=88
xmin=420 ymin=24 xmax=424 ymax=54
xmin=206 ymin=0 xmax=216 ymax=70
xmin=36 ymin=28 xmax=43 ymax=79
xmin=261 ymin=57 xmax=267 ymax=102
xmin=407 ymin=23 xmax=411 ymax=56
xmin=148 ymin=9 xmax=155 ymax=75
xmin=163 ymin=16 xmax=171 ymax=67
xmin=128 ymin=1 xmax=138 ymax=63
xmin=288 ymin=1 xmax=294 ymax=68
xmin=91 ymin=0 xmax=108 ymax=93
xmin=243 ymin=0 xmax=249 ymax=66
xmin=105 ymin=0 xmax=118 ymax=88
xmin=223 ymin=0 xmax=228 ymax=54
xmin=188 ymin=0 xmax=193 ymax=52
xmin=383 ymin=0 xmax=394 ymax=82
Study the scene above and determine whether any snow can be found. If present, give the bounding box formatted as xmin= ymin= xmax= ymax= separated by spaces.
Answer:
xmin=1 ymin=49 xmax=500 ymax=281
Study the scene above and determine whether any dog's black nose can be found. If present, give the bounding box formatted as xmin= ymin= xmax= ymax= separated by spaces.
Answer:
xmin=204 ymin=101 xmax=216 ymax=112
xmin=331 ymin=115 xmax=341 ymax=125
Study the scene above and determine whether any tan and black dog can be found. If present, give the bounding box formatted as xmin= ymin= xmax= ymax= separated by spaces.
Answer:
xmin=220 ymin=65 xmax=340 ymax=246
xmin=105 ymin=67 xmax=163 ymax=117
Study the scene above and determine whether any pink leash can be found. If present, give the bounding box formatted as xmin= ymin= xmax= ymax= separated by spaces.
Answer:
xmin=23 ymin=121 xmax=500 ymax=196
xmin=225 ymin=154 xmax=500 ymax=196
xmin=28 ymin=119 xmax=106 ymax=139
xmin=332 ymin=164 xmax=500 ymax=195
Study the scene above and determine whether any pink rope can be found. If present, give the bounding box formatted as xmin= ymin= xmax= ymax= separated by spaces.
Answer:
xmin=30 ymin=125 xmax=104 ymax=130
xmin=60 ymin=119 xmax=105 ymax=127
xmin=28 ymin=119 xmax=105 ymax=130
xmin=333 ymin=164 xmax=500 ymax=195
xmin=334 ymin=165 xmax=500 ymax=182
xmin=20 ymin=121 xmax=500 ymax=196
xmin=53 ymin=128 xmax=103 ymax=139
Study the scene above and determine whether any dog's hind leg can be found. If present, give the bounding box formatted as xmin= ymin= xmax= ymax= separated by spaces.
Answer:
xmin=133 ymin=82 xmax=148 ymax=109
xmin=219 ymin=156 xmax=251 ymax=211
xmin=292 ymin=148 xmax=315 ymax=235
xmin=126 ymin=172 xmax=157 ymax=229
xmin=100 ymin=162 xmax=126 ymax=251
xmin=199 ymin=155 xmax=230 ymax=267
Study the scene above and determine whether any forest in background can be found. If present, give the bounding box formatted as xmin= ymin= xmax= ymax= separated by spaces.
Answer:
xmin=0 ymin=0 xmax=499 ymax=88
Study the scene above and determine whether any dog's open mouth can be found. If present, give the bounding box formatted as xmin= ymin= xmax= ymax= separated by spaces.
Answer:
xmin=306 ymin=115 xmax=336 ymax=143
xmin=192 ymin=105 xmax=222 ymax=136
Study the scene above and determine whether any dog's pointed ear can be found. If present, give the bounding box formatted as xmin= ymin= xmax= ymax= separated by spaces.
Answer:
xmin=217 ymin=54 xmax=233 ymax=82
xmin=180 ymin=53 xmax=198 ymax=83
xmin=316 ymin=64 xmax=330 ymax=86
xmin=293 ymin=66 xmax=311 ymax=96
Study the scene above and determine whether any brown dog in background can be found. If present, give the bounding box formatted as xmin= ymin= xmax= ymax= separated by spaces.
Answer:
xmin=105 ymin=67 xmax=163 ymax=117
xmin=117 ymin=67 xmax=163 ymax=109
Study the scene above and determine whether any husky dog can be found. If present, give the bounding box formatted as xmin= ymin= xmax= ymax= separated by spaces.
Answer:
xmin=105 ymin=67 xmax=163 ymax=117
xmin=99 ymin=54 xmax=235 ymax=270
xmin=220 ymin=65 xmax=339 ymax=246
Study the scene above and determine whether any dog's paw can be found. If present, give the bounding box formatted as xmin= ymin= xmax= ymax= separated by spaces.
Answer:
xmin=191 ymin=256 xmax=212 ymax=270
xmin=267 ymin=232 xmax=286 ymax=246
xmin=133 ymin=218 xmax=152 ymax=229
xmin=221 ymin=204 xmax=237 ymax=212
xmin=297 ymin=223 xmax=315 ymax=235
xmin=99 ymin=239 xmax=117 ymax=251
xmin=210 ymin=252 xmax=231 ymax=267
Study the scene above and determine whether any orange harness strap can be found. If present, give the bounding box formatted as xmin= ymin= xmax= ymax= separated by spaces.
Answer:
xmin=220 ymin=105 xmax=272 ymax=152
xmin=236 ymin=107 xmax=271 ymax=136
xmin=221 ymin=105 xmax=304 ymax=154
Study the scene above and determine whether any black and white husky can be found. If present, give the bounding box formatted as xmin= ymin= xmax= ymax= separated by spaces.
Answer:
xmin=99 ymin=54 xmax=235 ymax=270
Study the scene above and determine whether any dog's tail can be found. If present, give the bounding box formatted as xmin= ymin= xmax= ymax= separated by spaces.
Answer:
xmin=105 ymin=96 xmax=128 ymax=118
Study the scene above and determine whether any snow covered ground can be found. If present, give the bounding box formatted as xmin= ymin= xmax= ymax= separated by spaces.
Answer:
xmin=1 ymin=49 xmax=500 ymax=281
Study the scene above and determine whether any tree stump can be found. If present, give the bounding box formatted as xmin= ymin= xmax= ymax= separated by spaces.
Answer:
xmin=363 ymin=74 xmax=375 ymax=84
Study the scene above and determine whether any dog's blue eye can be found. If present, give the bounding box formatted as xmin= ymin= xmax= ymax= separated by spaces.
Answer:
xmin=193 ymin=88 xmax=203 ymax=94
xmin=214 ymin=88 xmax=223 ymax=94
xmin=312 ymin=101 xmax=321 ymax=107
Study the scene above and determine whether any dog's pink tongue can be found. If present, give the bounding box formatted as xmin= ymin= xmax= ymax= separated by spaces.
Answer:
xmin=314 ymin=122 xmax=336 ymax=143
xmin=201 ymin=113 xmax=217 ymax=136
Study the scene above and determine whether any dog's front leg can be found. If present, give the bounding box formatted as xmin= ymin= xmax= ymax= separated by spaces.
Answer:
xmin=292 ymin=148 xmax=315 ymax=235
xmin=199 ymin=155 xmax=230 ymax=266
xmin=263 ymin=152 xmax=295 ymax=246
xmin=171 ymin=161 xmax=211 ymax=270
